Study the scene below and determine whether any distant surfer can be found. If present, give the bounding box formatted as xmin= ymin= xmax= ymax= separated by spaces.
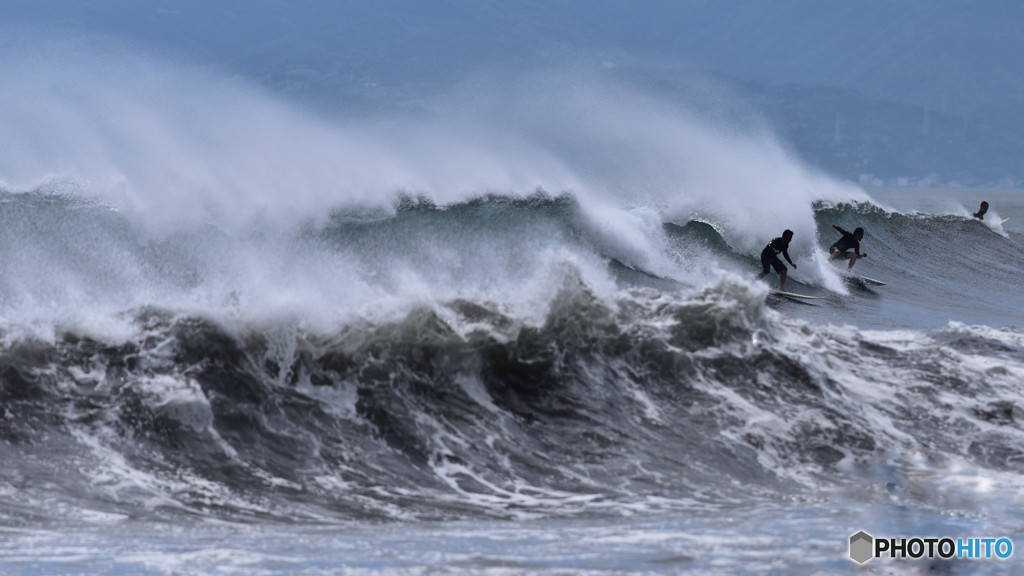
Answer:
xmin=973 ymin=201 xmax=989 ymax=220
xmin=827 ymin=224 xmax=867 ymax=269
xmin=756 ymin=229 xmax=797 ymax=292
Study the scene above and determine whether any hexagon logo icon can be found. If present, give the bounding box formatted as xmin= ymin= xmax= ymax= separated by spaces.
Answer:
xmin=849 ymin=531 xmax=874 ymax=564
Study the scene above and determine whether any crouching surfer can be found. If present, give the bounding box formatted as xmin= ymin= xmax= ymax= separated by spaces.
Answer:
xmin=827 ymin=224 xmax=867 ymax=269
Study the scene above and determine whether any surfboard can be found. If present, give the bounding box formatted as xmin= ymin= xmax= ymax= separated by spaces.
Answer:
xmin=833 ymin=264 xmax=886 ymax=286
xmin=1000 ymin=218 xmax=1010 ymax=225
xmin=770 ymin=289 xmax=821 ymax=299
xmin=842 ymin=273 xmax=886 ymax=286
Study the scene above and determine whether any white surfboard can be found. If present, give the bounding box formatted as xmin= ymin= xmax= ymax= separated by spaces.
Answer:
xmin=770 ymin=289 xmax=821 ymax=300
xmin=856 ymin=277 xmax=886 ymax=286
xmin=1000 ymin=218 xmax=1010 ymax=225
xmin=841 ymin=272 xmax=886 ymax=286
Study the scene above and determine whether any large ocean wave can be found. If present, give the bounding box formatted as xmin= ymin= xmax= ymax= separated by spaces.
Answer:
xmin=2 ymin=39 xmax=1022 ymax=537
xmin=1 ymin=188 xmax=1022 ymax=527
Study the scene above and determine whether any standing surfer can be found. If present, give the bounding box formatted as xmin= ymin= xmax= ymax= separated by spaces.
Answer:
xmin=827 ymin=224 xmax=867 ymax=269
xmin=756 ymin=229 xmax=797 ymax=292
xmin=973 ymin=201 xmax=989 ymax=220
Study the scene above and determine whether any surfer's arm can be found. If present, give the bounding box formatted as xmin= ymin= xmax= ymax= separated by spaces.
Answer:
xmin=831 ymin=223 xmax=848 ymax=235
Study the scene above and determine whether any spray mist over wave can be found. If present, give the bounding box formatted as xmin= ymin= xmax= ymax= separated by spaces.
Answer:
xmin=0 ymin=33 xmax=871 ymax=326
xmin=434 ymin=70 xmax=870 ymax=254
xmin=0 ymin=34 xmax=581 ymax=232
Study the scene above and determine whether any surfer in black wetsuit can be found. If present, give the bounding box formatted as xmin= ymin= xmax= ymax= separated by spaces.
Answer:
xmin=973 ymin=201 xmax=989 ymax=220
xmin=756 ymin=229 xmax=796 ymax=291
xmin=827 ymin=224 xmax=867 ymax=269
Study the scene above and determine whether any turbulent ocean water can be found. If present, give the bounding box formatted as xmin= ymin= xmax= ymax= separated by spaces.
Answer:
xmin=1 ymin=42 xmax=1023 ymax=576
xmin=1 ymin=185 xmax=1022 ymax=574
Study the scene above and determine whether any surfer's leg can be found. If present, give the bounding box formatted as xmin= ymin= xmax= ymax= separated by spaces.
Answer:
xmin=847 ymin=254 xmax=859 ymax=269
xmin=757 ymin=251 xmax=773 ymax=281
xmin=769 ymin=256 xmax=787 ymax=289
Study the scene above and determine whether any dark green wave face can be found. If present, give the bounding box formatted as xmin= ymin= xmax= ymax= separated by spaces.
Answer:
xmin=0 ymin=186 xmax=1019 ymax=329
xmin=806 ymin=198 xmax=1022 ymax=328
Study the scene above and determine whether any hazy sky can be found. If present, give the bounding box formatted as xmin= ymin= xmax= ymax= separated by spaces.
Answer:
xmin=5 ymin=0 xmax=1023 ymax=121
